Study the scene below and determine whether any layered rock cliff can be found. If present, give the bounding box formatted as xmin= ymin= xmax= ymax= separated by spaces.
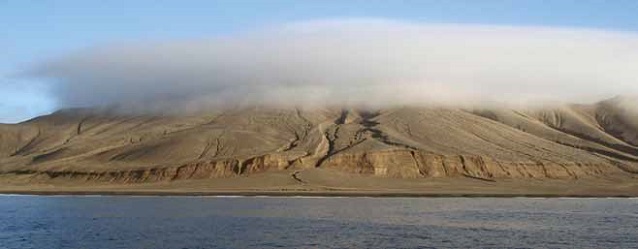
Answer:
xmin=1 ymin=97 xmax=637 ymax=183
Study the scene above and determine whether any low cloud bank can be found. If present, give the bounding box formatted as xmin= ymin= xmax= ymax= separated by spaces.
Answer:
xmin=28 ymin=19 xmax=638 ymax=113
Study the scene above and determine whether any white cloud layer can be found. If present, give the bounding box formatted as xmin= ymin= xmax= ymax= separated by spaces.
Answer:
xmin=27 ymin=19 xmax=638 ymax=112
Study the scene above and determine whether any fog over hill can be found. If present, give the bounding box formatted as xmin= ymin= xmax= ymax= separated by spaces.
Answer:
xmin=26 ymin=19 xmax=638 ymax=113
xmin=2 ymin=20 xmax=638 ymax=192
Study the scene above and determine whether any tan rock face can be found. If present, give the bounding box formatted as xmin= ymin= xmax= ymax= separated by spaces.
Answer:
xmin=319 ymin=150 xmax=626 ymax=180
xmin=1 ymin=98 xmax=637 ymax=182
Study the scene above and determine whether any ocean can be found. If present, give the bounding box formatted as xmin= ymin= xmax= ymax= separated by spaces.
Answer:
xmin=1 ymin=195 xmax=637 ymax=248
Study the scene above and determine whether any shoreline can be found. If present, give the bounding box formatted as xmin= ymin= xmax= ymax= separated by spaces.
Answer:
xmin=2 ymin=190 xmax=638 ymax=198
xmin=3 ymin=170 xmax=637 ymax=198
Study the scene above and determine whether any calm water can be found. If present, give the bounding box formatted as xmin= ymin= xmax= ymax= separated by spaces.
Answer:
xmin=1 ymin=196 xmax=637 ymax=249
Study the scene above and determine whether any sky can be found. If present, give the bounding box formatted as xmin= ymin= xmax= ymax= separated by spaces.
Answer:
xmin=2 ymin=0 xmax=638 ymax=123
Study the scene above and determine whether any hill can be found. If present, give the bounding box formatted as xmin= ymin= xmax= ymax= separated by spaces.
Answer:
xmin=1 ymin=97 xmax=637 ymax=196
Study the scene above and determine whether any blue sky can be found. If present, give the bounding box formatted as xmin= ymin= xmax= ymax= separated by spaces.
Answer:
xmin=2 ymin=0 xmax=638 ymax=123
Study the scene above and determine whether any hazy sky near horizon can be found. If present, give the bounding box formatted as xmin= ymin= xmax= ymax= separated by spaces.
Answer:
xmin=2 ymin=1 xmax=638 ymax=122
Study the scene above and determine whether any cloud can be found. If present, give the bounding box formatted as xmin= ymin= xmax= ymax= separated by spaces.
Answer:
xmin=610 ymin=95 xmax=638 ymax=115
xmin=26 ymin=19 xmax=638 ymax=113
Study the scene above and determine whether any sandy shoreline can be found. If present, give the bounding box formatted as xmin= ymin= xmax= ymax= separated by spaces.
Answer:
xmin=2 ymin=169 xmax=638 ymax=198
xmin=2 ymin=189 xmax=638 ymax=198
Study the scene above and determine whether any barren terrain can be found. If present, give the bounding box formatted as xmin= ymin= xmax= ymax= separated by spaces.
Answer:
xmin=1 ymin=96 xmax=637 ymax=196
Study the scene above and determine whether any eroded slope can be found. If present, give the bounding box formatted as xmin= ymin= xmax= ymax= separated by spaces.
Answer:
xmin=1 ymin=98 xmax=637 ymax=183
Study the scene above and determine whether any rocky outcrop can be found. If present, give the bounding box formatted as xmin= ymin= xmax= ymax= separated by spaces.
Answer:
xmin=7 ymin=149 xmax=632 ymax=183
xmin=6 ymin=159 xmax=242 ymax=183
xmin=318 ymin=150 xmax=629 ymax=179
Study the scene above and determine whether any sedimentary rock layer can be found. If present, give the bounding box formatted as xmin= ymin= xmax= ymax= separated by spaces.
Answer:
xmin=1 ymin=97 xmax=637 ymax=182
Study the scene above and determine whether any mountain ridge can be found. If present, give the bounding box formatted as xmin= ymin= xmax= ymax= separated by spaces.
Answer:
xmin=1 ymin=97 xmax=638 ymax=185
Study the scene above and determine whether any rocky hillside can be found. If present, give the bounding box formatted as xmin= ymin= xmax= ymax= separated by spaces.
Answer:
xmin=1 ymin=97 xmax=637 ymax=183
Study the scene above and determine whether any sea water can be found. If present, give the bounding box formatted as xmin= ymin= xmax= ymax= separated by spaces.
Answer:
xmin=1 ymin=196 xmax=637 ymax=248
